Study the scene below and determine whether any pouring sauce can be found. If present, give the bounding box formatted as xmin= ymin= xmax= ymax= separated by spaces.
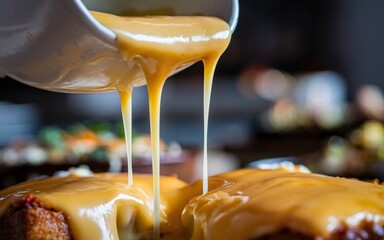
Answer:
xmin=2 ymin=9 xmax=384 ymax=240
xmin=90 ymin=11 xmax=231 ymax=237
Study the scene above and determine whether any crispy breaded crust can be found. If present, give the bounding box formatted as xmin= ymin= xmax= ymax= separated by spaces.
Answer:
xmin=0 ymin=196 xmax=72 ymax=240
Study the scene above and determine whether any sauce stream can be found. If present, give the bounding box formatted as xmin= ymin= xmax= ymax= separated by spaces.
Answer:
xmin=91 ymin=12 xmax=231 ymax=237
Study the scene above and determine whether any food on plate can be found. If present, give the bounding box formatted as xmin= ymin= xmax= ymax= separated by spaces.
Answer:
xmin=1 ymin=168 xmax=384 ymax=240
xmin=0 ymin=173 xmax=190 ymax=240
xmin=183 ymin=168 xmax=384 ymax=239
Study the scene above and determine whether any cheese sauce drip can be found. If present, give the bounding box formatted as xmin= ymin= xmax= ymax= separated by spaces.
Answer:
xmin=118 ymin=86 xmax=134 ymax=186
xmin=0 ymin=174 xmax=191 ymax=240
xmin=91 ymin=12 xmax=231 ymax=237
xmin=182 ymin=169 xmax=384 ymax=239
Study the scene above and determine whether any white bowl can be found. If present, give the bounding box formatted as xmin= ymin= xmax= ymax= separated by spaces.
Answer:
xmin=0 ymin=0 xmax=238 ymax=93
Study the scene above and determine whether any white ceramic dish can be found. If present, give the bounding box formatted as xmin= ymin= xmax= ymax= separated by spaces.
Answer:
xmin=0 ymin=0 xmax=239 ymax=93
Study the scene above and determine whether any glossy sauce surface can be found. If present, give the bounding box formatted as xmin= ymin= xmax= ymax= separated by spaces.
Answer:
xmin=90 ymin=11 xmax=231 ymax=237
xmin=0 ymin=174 xmax=191 ymax=240
xmin=1 ymin=170 xmax=384 ymax=239
xmin=183 ymin=169 xmax=384 ymax=239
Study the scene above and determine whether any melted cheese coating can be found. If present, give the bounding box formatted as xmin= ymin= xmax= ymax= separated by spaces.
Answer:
xmin=1 ymin=170 xmax=384 ymax=239
xmin=0 ymin=174 xmax=191 ymax=240
xmin=182 ymin=169 xmax=384 ymax=239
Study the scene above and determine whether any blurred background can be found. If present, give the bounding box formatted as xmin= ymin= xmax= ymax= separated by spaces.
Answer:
xmin=2 ymin=0 xmax=384 ymax=187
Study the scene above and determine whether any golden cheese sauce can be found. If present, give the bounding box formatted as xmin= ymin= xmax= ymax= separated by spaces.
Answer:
xmin=182 ymin=169 xmax=384 ymax=239
xmin=90 ymin=11 xmax=231 ymax=237
xmin=1 ymin=169 xmax=384 ymax=239
xmin=0 ymin=174 xmax=191 ymax=240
